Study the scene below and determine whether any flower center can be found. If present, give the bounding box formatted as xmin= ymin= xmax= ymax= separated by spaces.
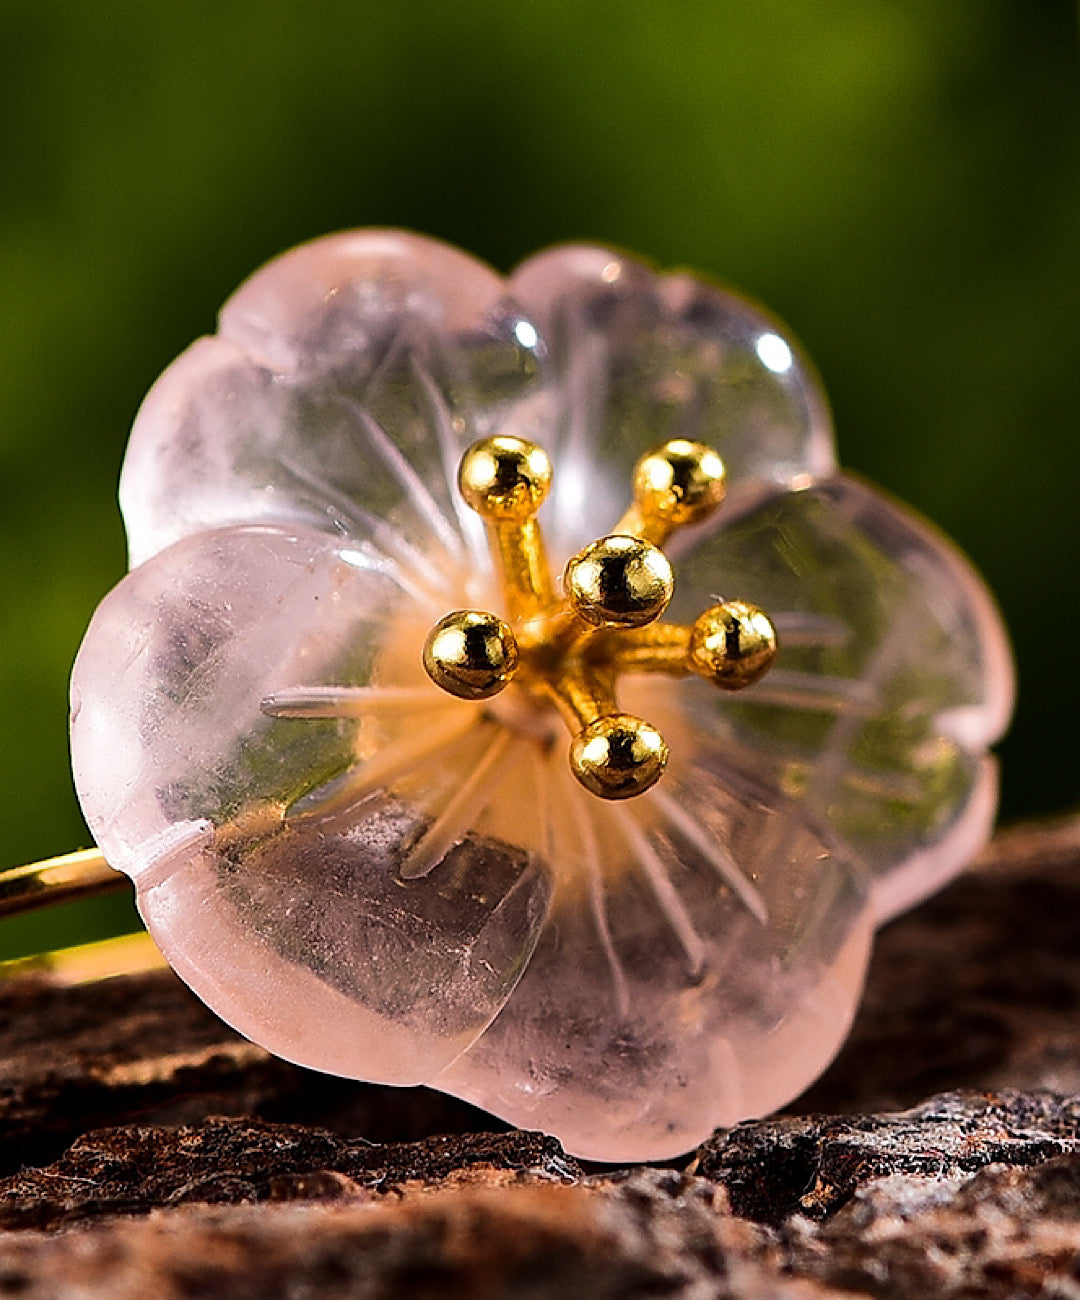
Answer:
xmin=422 ymin=436 xmax=778 ymax=800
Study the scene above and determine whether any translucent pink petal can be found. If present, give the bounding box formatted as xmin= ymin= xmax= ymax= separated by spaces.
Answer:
xmin=510 ymin=243 xmax=834 ymax=559
xmin=434 ymin=738 xmax=872 ymax=1161
xmin=71 ymin=523 xmax=552 ymax=1084
xmin=667 ymin=475 xmax=1015 ymax=922
xmin=121 ymin=231 xmax=548 ymax=571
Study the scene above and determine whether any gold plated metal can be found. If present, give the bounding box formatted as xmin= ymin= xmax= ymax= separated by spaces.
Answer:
xmin=564 ymin=535 xmax=674 ymax=628
xmin=0 ymin=803 xmax=300 ymax=957
xmin=0 ymin=931 xmax=165 ymax=985
xmin=687 ymin=600 xmax=778 ymax=689
xmin=0 ymin=848 xmax=142 ymax=987
xmin=602 ymin=601 xmax=778 ymax=689
xmin=423 ymin=610 xmax=519 ymax=700
xmin=569 ymin=715 xmax=669 ymax=800
xmin=533 ymin=633 xmax=671 ymax=800
xmin=596 ymin=621 xmax=691 ymax=677
xmin=0 ymin=848 xmax=125 ymax=920
xmin=423 ymin=436 xmax=777 ymax=799
xmin=458 ymin=436 xmax=555 ymax=620
xmin=614 ymin=439 xmax=726 ymax=546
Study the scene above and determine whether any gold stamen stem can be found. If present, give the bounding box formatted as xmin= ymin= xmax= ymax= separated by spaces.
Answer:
xmin=595 ymin=602 xmax=778 ymax=689
xmin=491 ymin=517 xmax=554 ymax=620
xmin=541 ymin=659 xmax=618 ymax=732
xmin=457 ymin=436 xmax=555 ymax=621
xmin=610 ymin=502 xmax=660 ymax=547
xmin=599 ymin=623 xmax=692 ymax=675
xmin=613 ymin=438 xmax=727 ymax=548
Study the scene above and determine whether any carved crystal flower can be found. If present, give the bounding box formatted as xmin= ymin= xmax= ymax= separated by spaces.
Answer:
xmin=70 ymin=231 xmax=1013 ymax=1161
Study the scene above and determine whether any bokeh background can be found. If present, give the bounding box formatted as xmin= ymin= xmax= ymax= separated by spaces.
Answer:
xmin=2 ymin=0 xmax=1078 ymax=955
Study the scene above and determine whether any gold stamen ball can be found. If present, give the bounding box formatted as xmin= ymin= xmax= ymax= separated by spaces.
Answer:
xmin=423 ymin=610 xmax=519 ymax=700
xmin=458 ymin=436 xmax=552 ymax=522
xmin=634 ymin=439 xmax=726 ymax=527
xmin=688 ymin=600 xmax=777 ymax=689
xmin=564 ymin=535 xmax=674 ymax=627
xmin=569 ymin=714 xmax=668 ymax=799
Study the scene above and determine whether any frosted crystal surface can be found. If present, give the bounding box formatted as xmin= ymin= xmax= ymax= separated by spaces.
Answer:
xmin=120 ymin=231 xmax=547 ymax=572
xmin=71 ymin=231 xmax=1013 ymax=1160
xmin=510 ymin=244 xmax=835 ymax=558
xmin=71 ymin=523 xmax=551 ymax=1081
xmin=667 ymin=476 xmax=1014 ymax=922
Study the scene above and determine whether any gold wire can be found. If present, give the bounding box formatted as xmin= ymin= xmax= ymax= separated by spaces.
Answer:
xmin=0 ymin=930 xmax=165 ymax=985
xmin=610 ymin=502 xmax=672 ymax=548
xmin=598 ymin=623 xmax=693 ymax=675
xmin=0 ymin=848 xmax=126 ymax=920
xmin=0 ymin=848 xmax=151 ymax=986
xmin=491 ymin=517 xmax=555 ymax=620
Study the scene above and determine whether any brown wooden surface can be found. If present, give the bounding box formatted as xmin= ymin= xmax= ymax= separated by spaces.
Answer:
xmin=1 ymin=818 xmax=1079 ymax=1296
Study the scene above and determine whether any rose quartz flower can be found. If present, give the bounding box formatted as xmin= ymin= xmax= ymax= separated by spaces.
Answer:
xmin=70 ymin=231 xmax=1013 ymax=1161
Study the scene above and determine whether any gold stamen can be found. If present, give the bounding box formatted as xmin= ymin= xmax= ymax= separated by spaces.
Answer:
xmin=538 ymin=638 xmax=669 ymax=801
xmin=422 ymin=610 xmax=519 ymax=700
xmin=423 ymin=436 xmax=774 ymax=800
xmin=564 ymin=535 xmax=674 ymax=628
xmin=614 ymin=439 xmax=726 ymax=546
xmin=538 ymin=657 xmax=668 ymax=800
xmin=569 ymin=715 xmax=668 ymax=800
xmin=687 ymin=601 xmax=778 ymax=689
xmin=458 ymin=436 xmax=554 ymax=620
xmin=602 ymin=601 xmax=778 ymax=689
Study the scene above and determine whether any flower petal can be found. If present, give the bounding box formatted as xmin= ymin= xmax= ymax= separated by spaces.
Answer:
xmin=510 ymin=244 xmax=834 ymax=559
xmin=71 ymin=230 xmax=1014 ymax=1161
xmin=120 ymin=231 xmax=548 ymax=575
xmin=433 ymin=736 xmax=872 ymax=1162
xmin=70 ymin=523 xmax=552 ymax=1083
xmin=667 ymin=474 xmax=1015 ymax=922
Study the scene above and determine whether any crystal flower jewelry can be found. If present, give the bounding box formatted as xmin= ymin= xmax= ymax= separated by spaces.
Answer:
xmin=19 ymin=231 xmax=1014 ymax=1161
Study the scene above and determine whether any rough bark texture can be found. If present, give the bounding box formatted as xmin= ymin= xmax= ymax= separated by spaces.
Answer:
xmin=1 ymin=818 xmax=1079 ymax=1297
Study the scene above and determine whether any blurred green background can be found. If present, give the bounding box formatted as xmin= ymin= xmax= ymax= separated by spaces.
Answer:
xmin=2 ymin=0 xmax=1078 ymax=956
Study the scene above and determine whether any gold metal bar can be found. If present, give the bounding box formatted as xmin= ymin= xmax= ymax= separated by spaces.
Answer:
xmin=611 ymin=501 xmax=671 ymax=548
xmin=601 ymin=623 xmax=692 ymax=675
xmin=0 ymin=930 xmax=165 ymax=985
xmin=491 ymin=516 xmax=554 ymax=620
xmin=0 ymin=848 xmax=127 ymax=921
xmin=542 ymin=661 xmax=618 ymax=732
